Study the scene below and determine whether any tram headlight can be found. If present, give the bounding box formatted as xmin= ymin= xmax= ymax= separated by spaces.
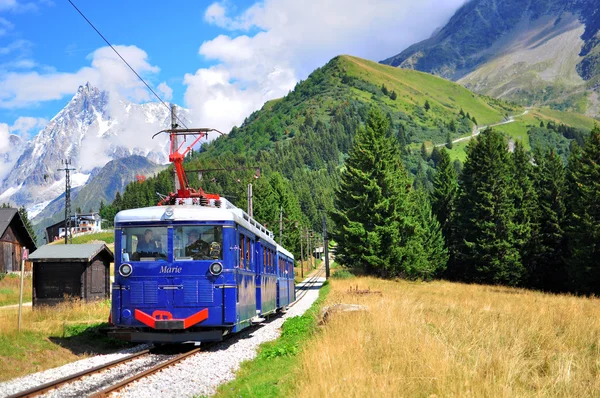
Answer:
xmin=119 ymin=263 xmax=133 ymax=277
xmin=209 ymin=262 xmax=223 ymax=276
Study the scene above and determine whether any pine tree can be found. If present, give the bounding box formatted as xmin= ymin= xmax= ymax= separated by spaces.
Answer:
xmin=409 ymin=188 xmax=448 ymax=280
xmin=413 ymin=160 xmax=432 ymax=192
xmin=529 ymin=148 xmax=567 ymax=291
xmin=397 ymin=123 xmax=408 ymax=154
xmin=18 ymin=206 xmax=37 ymax=243
xmin=431 ymin=148 xmax=458 ymax=245
xmin=251 ymin=177 xmax=279 ymax=230
xmin=390 ymin=91 xmax=397 ymax=100
xmin=331 ymin=107 xmax=413 ymax=277
xmin=565 ymin=126 xmax=600 ymax=293
xmin=452 ymin=128 xmax=524 ymax=285
xmin=446 ymin=131 xmax=453 ymax=149
xmin=510 ymin=141 xmax=538 ymax=282
xmin=421 ymin=142 xmax=428 ymax=160
xmin=471 ymin=116 xmax=478 ymax=125
xmin=381 ymin=84 xmax=389 ymax=95
xmin=430 ymin=147 xmax=442 ymax=167
xmin=424 ymin=100 xmax=431 ymax=112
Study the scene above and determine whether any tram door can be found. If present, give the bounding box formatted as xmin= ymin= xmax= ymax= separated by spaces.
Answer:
xmin=237 ymin=232 xmax=257 ymax=323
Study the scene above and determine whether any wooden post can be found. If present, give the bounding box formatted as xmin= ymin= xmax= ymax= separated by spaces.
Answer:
xmin=299 ymin=227 xmax=304 ymax=279
xmin=18 ymin=249 xmax=28 ymax=332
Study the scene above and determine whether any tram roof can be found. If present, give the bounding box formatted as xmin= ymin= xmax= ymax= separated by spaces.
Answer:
xmin=115 ymin=205 xmax=293 ymax=258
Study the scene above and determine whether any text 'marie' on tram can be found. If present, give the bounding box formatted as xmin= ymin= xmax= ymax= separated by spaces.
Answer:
xmin=108 ymin=119 xmax=295 ymax=343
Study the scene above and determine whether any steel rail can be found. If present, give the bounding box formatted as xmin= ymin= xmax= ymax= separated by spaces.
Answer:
xmin=7 ymin=349 xmax=151 ymax=398
xmin=89 ymin=347 xmax=203 ymax=397
xmin=289 ymin=267 xmax=325 ymax=308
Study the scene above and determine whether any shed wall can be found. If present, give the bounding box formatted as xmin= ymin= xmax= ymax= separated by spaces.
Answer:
xmin=33 ymin=262 xmax=84 ymax=306
xmin=85 ymin=258 xmax=109 ymax=301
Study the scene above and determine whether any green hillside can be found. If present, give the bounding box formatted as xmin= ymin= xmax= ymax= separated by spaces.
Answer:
xmin=107 ymin=55 xmax=596 ymax=252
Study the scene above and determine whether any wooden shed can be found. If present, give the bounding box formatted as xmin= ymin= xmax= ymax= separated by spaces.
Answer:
xmin=0 ymin=208 xmax=37 ymax=273
xmin=29 ymin=243 xmax=113 ymax=306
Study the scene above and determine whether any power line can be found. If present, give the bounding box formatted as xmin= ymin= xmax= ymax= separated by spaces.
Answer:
xmin=58 ymin=159 xmax=75 ymax=244
xmin=66 ymin=0 xmax=189 ymax=130
xmin=67 ymin=0 xmax=235 ymax=192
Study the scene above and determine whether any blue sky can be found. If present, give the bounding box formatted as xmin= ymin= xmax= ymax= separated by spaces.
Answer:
xmin=0 ymin=0 xmax=467 ymax=140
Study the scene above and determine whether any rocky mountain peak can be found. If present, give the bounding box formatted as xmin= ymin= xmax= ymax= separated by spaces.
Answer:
xmin=380 ymin=0 xmax=600 ymax=115
xmin=0 ymin=83 xmax=192 ymax=213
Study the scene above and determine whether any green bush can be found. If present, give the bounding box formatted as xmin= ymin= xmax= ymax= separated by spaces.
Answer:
xmin=331 ymin=269 xmax=356 ymax=279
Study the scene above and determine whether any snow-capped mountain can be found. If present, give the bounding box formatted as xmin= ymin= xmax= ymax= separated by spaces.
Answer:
xmin=0 ymin=82 xmax=192 ymax=212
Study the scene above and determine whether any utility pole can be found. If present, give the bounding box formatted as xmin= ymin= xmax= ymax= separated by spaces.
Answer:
xmin=171 ymin=104 xmax=180 ymax=193
xmin=305 ymin=227 xmax=310 ymax=271
xmin=279 ymin=206 xmax=283 ymax=245
xmin=308 ymin=230 xmax=313 ymax=270
xmin=58 ymin=159 xmax=75 ymax=244
xmin=247 ymin=184 xmax=253 ymax=217
xmin=322 ymin=215 xmax=330 ymax=279
xmin=299 ymin=226 xmax=304 ymax=278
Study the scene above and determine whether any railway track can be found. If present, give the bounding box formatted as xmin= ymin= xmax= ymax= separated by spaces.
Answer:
xmin=6 ymin=273 xmax=325 ymax=398
xmin=290 ymin=267 xmax=325 ymax=308
xmin=89 ymin=347 xmax=203 ymax=397
xmin=6 ymin=346 xmax=204 ymax=398
xmin=7 ymin=349 xmax=152 ymax=398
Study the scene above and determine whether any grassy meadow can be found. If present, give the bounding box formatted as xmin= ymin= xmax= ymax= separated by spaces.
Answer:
xmin=0 ymin=274 xmax=32 ymax=306
xmin=0 ymin=300 xmax=127 ymax=381
xmin=294 ymin=276 xmax=600 ymax=397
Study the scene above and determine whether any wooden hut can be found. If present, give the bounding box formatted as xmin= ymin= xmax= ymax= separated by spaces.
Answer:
xmin=29 ymin=243 xmax=113 ymax=306
xmin=0 ymin=208 xmax=37 ymax=273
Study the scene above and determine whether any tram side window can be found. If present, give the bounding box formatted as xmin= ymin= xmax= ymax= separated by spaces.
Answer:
xmin=263 ymin=248 xmax=267 ymax=273
xmin=239 ymin=234 xmax=245 ymax=268
xmin=245 ymin=236 xmax=251 ymax=270
xmin=174 ymin=226 xmax=222 ymax=261
xmin=121 ymin=227 xmax=168 ymax=262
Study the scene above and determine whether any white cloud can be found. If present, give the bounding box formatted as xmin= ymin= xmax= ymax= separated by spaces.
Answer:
xmin=89 ymin=45 xmax=160 ymax=103
xmin=9 ymin=116 xmax=46 ymax=137
xmin=204 ymin=2 xmax=229 ymax=27
xmin=157 ymin=82 xmax=173 ymax=101
xmin=0 ymin=44 xmax=162 ymax=108
xmin=0 ymin=39 xmax=31 ymax=56
xmin=0 ymin=16 xmax=13 ymax=35
xmin=185 ymin=0 xmax=467 ymax=134
xmin=0 ymin=0 xmax=45 ymax=13
xmin=0 ymin=122 xmax=9 ymax=150
xmin=0 ymin=0 xmax=17 ymax=11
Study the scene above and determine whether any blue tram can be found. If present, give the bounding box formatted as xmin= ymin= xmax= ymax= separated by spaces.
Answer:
xmin=109 ymin=198 xmax=295 ymax=343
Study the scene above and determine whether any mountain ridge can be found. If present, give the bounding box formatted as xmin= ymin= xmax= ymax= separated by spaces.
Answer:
xmin=381 ymin=0 xmax=600 ymax=116
xmin=0 ymin=83 xmax=191 ymax=212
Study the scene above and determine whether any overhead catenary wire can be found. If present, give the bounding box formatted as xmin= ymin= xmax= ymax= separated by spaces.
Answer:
xmin=67 ymin=0 xmax=238 ymax=186
xmin=66 ymin=0 xmax=190 ymax=130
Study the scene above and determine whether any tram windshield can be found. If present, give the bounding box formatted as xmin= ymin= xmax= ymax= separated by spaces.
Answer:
xmin=175 ymin=225 xmax=223 ymax=261
xmin=121 ymin=227 xmax=168 ymax=262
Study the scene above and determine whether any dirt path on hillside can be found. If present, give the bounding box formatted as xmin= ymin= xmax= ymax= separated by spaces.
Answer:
xmin=435 ymin=109 xmax=530 ymax=148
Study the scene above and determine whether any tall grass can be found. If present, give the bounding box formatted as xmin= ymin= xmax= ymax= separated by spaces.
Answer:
xmin=295 ymin=278 xmax=600 ymax=397
xmin=0 ymin=299 xmax=111 ymax=381
xmin=0 ymin=274 xmax=32 ymax=306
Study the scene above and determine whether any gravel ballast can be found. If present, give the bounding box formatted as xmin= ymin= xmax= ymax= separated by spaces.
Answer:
xmin=0 ymin=276 xmax=325 ymax=398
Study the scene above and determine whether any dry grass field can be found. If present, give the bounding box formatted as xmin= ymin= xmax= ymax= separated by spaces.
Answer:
xmin=0 ymin=274 xmax=32 ymax=306
xmin=0 ymin=299 xmax=118 ymax=381
xmin=296 ymin=277 xmax=600 ymax=397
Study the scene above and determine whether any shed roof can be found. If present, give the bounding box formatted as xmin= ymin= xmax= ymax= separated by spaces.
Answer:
xmin=29 ymin=243 xmax=113 ymax=262
xmin=0 ymin=208 xmax=37 ymax=251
